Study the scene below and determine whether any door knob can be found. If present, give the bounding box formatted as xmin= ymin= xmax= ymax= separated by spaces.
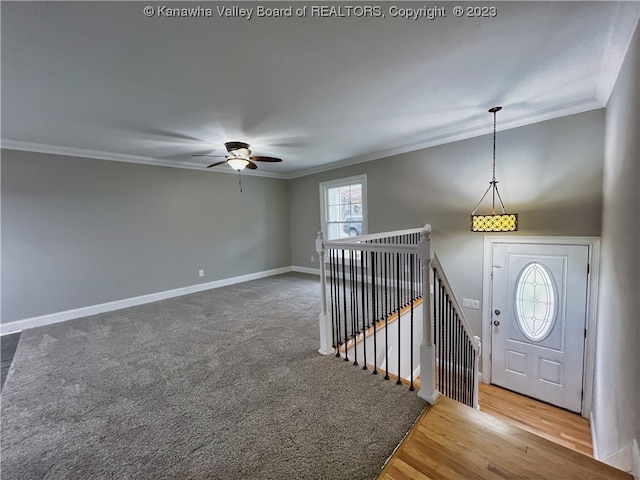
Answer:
xmin=493 ymin=320 xmax=500 ymax=326
xmin=494 ymin=309 xmax=501 ymax=316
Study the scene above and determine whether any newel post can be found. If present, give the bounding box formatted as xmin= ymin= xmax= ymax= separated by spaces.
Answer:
xmin=417 ymin=224 xmax=439 ymax=404
xmin=316 ymin=231 xmax=333 ymax=355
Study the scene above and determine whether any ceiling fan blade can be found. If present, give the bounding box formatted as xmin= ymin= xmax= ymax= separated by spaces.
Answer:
xmin=193 ymin=154 xmax=226 ymax=157
xmin=249 ymin=156 xmax=282 ymax=162
xmin=246 ymin=161 xmax=258 ymax=170
xmin=206 ymin=160 xmax=228 ymax=168
xmin=225 ymin=141 xmax=250 ymax=152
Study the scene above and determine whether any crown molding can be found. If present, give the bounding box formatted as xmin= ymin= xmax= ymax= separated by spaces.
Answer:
xmin=0 ymin=140 xmax=289 ymax=179
xmin=284 ymin=98 xmax=605 ymax=179
xmin=2 ymin=98 xmax=604 ymax=181
xmin=594 ymin=2 xmax=640 ymax=105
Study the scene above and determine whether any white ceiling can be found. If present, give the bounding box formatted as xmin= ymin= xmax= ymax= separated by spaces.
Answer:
xmin=2 ymin=1 xmax=639 ymax=178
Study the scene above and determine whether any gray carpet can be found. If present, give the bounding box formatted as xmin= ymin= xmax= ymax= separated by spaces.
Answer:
xmin=1 ymin=273 xmax=426 ymax=479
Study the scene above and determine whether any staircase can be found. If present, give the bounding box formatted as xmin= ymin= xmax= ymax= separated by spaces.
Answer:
xmin=316 ymin=225 xmax=633 ymax=480
xmin=339 ymin=298 xmax=423 ymax=387
xmin=316 ymin=224 xmax=480 ymax=407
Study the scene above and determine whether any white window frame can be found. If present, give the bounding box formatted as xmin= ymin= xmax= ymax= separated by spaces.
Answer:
xmin=319 ymin=174 xmax=368 ymax=241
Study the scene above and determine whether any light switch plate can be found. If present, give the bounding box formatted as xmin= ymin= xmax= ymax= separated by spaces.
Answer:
xmin=462 ymin=298 xmax=481 ymax=310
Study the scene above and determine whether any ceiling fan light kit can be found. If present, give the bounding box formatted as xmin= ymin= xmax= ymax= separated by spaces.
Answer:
xmin=470 ymin=106 xmax=518 ymax=232
xmin=227 ymin=158 xmax=250 ymax=171
xmin=192 ymin=141 xmax=283 ymax=191
xmin=194 ymin=141 xmax=283 ymax=171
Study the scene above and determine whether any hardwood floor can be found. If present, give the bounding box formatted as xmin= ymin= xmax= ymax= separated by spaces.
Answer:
xmin=0 ymin=329 xmax=620 ymax=478
xmin=478 ymin=382 xmax=593 ymax=457
xmin=378 ymin=394 xmax=632 ymax=480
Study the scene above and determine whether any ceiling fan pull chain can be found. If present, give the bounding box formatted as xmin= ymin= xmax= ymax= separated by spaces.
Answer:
xmin=238 ymin=171 xmax=242 ymax=192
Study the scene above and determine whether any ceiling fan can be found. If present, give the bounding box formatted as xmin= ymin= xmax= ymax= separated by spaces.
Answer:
xmin=193 ymin=141 xmax=282 ymax=171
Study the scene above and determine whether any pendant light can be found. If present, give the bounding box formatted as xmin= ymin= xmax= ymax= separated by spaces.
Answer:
xmin=470 ymin=106 xmax=518 ymax=232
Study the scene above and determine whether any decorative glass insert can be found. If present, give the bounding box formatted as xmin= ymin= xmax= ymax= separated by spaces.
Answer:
xmin=514 ymin=262 xmax=557 ymax=341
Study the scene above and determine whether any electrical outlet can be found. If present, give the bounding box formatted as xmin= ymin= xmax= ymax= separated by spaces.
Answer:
xmin=198 ymin=270 xmax=204 ymax=278
xmin=462 ymin=298 xmax=480 ymax=310
xmin=310 ymin=256 xmax=315 ymax=263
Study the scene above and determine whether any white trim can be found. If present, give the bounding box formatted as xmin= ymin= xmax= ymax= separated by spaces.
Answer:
xmin=595 ymin=3 xmax=640 ymax=105
xmin=2 ymin=98 xmax=607 ymax=182
xmin=0 ymin=267 xmax=292 ymax=335
xmin=591 ymin=417 xmax=636 ymax=475
xmin=319 ymin=174 xmax=368 ymax=241
xmin=417 ymin=389 xmax=440 ymax=405
xmin=323 ymin=226 xmax=424 ymax=245
xmin=0 ymin=141 xmax=287 ymax=179
xmin=286 ymin=99 xmax=604 ymax=179
xmin=600 ymin=443 xmax=635 ymax=474
xmin=591 ymin=411 xmax=599 ymax=460
xmin=633 ymin=438 xmax=640 ymax=480
xmin=291 ymin=266 xmax=321 ymax=276
xmin=481 ymin=236 xmax=600 ymax=419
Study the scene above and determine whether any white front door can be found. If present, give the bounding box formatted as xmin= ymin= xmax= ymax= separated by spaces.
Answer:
xmin=491 ymin=243 xmax=589 ymax=413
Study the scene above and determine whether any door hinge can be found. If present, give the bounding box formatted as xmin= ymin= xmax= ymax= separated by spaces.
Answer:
xmin=587 ymin=263 xmax=590 ymax=274
xmin=584 ymin=328 xmax=587 ymax=339
xmin=581 ymin=390 xmax=584 ymax=401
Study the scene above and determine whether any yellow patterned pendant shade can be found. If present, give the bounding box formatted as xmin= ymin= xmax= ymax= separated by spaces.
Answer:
xmin=470 ymin=107 xmax=518 ymax=232
xmin=471 ymin=214 xmax=518 ymax=232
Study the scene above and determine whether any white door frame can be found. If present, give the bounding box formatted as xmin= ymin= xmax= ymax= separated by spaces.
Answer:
xmin=481 ymin=236 xmax=600 ymax=418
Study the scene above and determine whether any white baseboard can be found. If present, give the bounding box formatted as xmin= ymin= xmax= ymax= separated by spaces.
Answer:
xmin=591 ymin=412 xmax=599 ymax=460
xmin=417 ymin=388 xmax=440 ymax=405
xmin=632 ymin=438 xmax=639 ymax=480
xmin=591 ymin=413 xmax=637 ymax=476
xmin=599 ymin=442 xmax=634 ymax=474
xmin=291 ymin=265 xmax=321 ymax=275
xmin=0 ymin=266 xmax=293 ymax=335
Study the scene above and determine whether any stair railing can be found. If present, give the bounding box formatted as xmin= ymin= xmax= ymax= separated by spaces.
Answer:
xmin=316 ymin=224 xmax=480 ymax=408
xmin=430 ymin=254 xmax=481 ymax=408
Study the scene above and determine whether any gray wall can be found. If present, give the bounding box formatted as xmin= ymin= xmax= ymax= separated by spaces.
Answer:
xmin=3 ymin=110 xmax=607 ymax=369
xmin=290 ymin=109 xmax=605 ymax=340
xmin=1 ymin=150 xmax=291 ymax=323
xmin=593 ymin=21 xmax=639 ymax=469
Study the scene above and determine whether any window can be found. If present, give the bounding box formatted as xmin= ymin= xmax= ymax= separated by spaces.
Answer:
xmin=514 ymin=262 xmax=557 ymax=342
xmin=319 ymin=175 xmax=367 ymax=241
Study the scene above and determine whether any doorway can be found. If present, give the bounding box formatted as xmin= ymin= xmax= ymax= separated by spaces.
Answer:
xmin=481 ymin=237 xmax=600 ymax=417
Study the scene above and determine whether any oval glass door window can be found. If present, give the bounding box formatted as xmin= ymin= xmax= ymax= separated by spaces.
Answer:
xmin=514 ymin=262 xmax=557 ymax=341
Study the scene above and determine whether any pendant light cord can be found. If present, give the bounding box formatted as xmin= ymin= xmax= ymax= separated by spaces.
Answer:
xmin=492 ymin=109 xmax=497 ymax=183
xmin=492 ymin=109 xmax=508 ymax=214
xmin=471 ymin=106 xmax=508 ymax=215
xmin=491 ymin=109 xmax=497 ymax=214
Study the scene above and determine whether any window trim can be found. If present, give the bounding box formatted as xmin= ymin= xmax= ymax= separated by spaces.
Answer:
xmin=319 ymin=174 xmax=368 ymax=241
